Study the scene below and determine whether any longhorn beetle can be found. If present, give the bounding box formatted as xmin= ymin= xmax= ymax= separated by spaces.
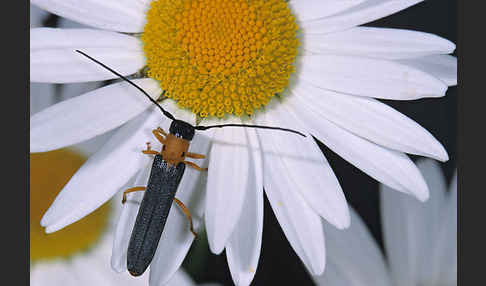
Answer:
xmin=76 ymin=50 xmax=305 ymax=277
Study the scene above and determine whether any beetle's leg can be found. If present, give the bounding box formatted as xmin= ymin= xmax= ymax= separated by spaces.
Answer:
xmin=155 ymin=127 xmax=168 ymax=136
xmin=122 ymin=186 xmax=146 ymax=204
xmin=152 ymin=128 xmax=167 ymax=144
xmin=186 ymin=152 xmax=206 ymax=159
xmin=173 ymin=197 xmax=197 ymax=238
xmin=142 ymin=142 xmax=159 ymax=155
xmin=183 ymin=161 xmax=208 ymax=171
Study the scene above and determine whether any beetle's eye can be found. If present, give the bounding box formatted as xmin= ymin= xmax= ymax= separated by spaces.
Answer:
xmin=162 ymin=145 xmax=166 ymax=151
xmin=181 ymin=152 xmax=185 ymax=157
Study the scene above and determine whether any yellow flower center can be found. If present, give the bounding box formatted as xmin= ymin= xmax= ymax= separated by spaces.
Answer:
xmin=30 ymin=149 xmax=111 ymax=262
xmin=143 ymin=0 xmax=299 ymax=118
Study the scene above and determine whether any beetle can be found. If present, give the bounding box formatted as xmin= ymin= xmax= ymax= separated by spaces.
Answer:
xmin=76 ymin=50 xmax=305 ymax=277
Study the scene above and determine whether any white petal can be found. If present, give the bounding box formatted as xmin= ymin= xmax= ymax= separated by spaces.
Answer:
xmin=255 ymin=106 xmax=326 ymax=275
xmin=111 ymin=164 xmax=151 ymax=273
xmin=313 ymin=207 xmax=392 ymax=286
xmin=397 ymin=55 xmax=458 ymax=86
xmin=31 ymin=261 xmax=77 ymax=286
xmin=31 ymin=28 xmax=145 ymax=83
xmin=290 ymin=0 xmax=365 ymax=22
xmin=298 ymin=54 xmax=447 ymax=100
xmin=205 ymin=120 xmax=251 ymax=254
xmin=434 ymin=170 xmax=457 ymax=285
xmin=58 ymin=81 xmax=103 ymax=101
xmin=30 ymin=78 xmax=160 ymax=153
xmin=31 ymin=0 xmax=149 ymax=32
xmin=304 ymin=27 xmax=455 ymax=60
xmin=30 ymin=83 xmax=56 ymax=115
xmin=30 ymin=4 xmax=49 ymax=28
xmin=380 ymin=159 xmax=447 ymax=286
xmin=149 ymin=129 xmax=211 ymax=286
xmin=225 ymin=128 xmax=263 ymax=286
xmin=287 ymin=99 xmax=429 ymax=201
xmin=166 ymin=270 xmax=198 ymax=286
xmin=262 ymin=147 xmax=326 ymax=275
xmin=255 ymin=104 xmax=350 ymax=229
xmin=302 ymin=0 xmax=424 ymax=34
xmin=290 ymin=83 xmax=448 ymax=161
xmin=40 ymin=108 xmax=164 ymax=233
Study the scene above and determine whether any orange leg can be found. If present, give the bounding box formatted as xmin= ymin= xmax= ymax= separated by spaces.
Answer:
xmin=173 ymin=198 xmax=197 ymax=238
xmin=142 ymin=142 xmax=159 ymax=155
xmin=155 ymin=127 xmax=167 ymax=136
xmin=122 ymin=186 xmax=146 ymax=204
xmin=183 ymin=161 xmax=208 ymax=171
xmin=186 ymin=152 xmax=206 ymax=159
xmin=152 ymin=128 xmax=167 ymax=144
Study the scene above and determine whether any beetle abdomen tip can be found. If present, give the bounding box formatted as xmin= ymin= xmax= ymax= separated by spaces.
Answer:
xmin=129 ymin=270 xmax=143 ymax=277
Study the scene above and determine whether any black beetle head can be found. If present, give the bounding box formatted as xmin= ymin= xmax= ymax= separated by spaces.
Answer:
xmin=169 ymin=120 xmax=195 ymax=141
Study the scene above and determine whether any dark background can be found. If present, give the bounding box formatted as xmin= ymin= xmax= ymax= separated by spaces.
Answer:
xmin=30 ymin=0 xmax=457 ymax=285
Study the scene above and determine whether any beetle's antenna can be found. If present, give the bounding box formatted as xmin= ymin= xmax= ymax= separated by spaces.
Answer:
xmin=194 ymin=124 xmax=306 ymax=137
xmin=75 ymin=50 xmax=176 ymax=121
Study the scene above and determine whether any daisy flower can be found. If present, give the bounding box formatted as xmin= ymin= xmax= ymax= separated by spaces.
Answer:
xmin=30 ymin=0 xmax=457 ymax=285
xmin=313 ymin=159 xmax=457 ymax=286
xmin=30 ymin=148 xmax=214 ymax=286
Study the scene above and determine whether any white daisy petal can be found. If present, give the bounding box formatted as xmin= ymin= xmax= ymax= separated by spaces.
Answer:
xmin=149 ymin=130 xmax=212 ymax=286
xmin=30 ymin=78 xmax=161 ymax=153
xmin=435 ymin=170 xmax=457 ymax=285
xmin=290 ymin=83 xmax=448 ymax=161
xmin=225 ymin=128 xmax=263 ymax=286
xmin=30 ymin=261 xmax=77 ymax=286
xmin=288 ymin=100 xmax=429 ymax=201
xmin=299 ymin=54 xmax=447 ymax=100
xmin=31 ymin=28 xmax=145 ymax=83
xmin=380 ymin=159 xmax=448 ymax=286
xmin=255 ymin=104 xmax=327 ymax=274
xmin=289 ymin=0 xmax=365 ymax=22
xmin=304 ymin=27 xmax=455 ymax=60
xmin=30 ymin=83 xmax=56 ymax=115
xmin=314 ymin=207 xmax=392 ymax=286
xmin=255 ymin=104 xmax=350 ymax=229
xmin=261 ymin=142 xmax=326 ymax=275
xmin=31 ymin=0 xmax=149 ymax=32
xmin=302 ymin=0 xmax=424 ymax=34
xmin=205 ymin=121 xmax=251 ymax=254
xmin=166 ymin=270 xmax=198 ymax=286
xmin=71 ymin=255 xmax=116 ymax=285
xmin=111 ymin=164 xmax=151 ymax=273
xmin=40 ymin=108 xmax=164 ymax=233
xmin=30 ymin=4 xmax=49 ymax=28
xmin=397 ymin=55 xmax=458 ymax=86
xmin=57 ymin=81 xmax=103 ymax=101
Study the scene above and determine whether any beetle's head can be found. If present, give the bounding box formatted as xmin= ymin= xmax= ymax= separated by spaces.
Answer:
xmin=160 ymin=120 xmax=194 ymax=166
xmin=169 ymin=120 xmax=195 ymax=141
xmin=161 ymin=134 xmax=190 ymax=166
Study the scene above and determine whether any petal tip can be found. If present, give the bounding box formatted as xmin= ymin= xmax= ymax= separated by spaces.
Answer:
xmin=231 ymin=273 xmax=254 ymax=286
xmin=310 ymin=261 xmax=325 ymax=276
xmin=415 ymin=185 xmax=430 ymax=202
xmin=329 ymin=206 xmax=351 ymax=230
xmin=44 ymin=225 xmax=58 ymax=234
xmin=208 ymin=240 xmax=224 ymax=255
xmin=438 ymin=149 xmax=450 ymax=162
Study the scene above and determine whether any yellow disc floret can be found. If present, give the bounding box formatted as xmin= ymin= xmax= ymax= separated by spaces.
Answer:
xmin=30 ymin=149 xmax=111 ymax=262
xmin=143 ymin=0 xmax=299 ymax=118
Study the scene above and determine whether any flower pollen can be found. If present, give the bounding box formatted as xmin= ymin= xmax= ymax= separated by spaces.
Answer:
xmin=143 ymin=0 xmax=299 ymax=118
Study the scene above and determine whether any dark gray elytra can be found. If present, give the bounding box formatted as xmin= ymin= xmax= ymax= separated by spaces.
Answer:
xmin=127 ymin=154 xmax=186 ymax=276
